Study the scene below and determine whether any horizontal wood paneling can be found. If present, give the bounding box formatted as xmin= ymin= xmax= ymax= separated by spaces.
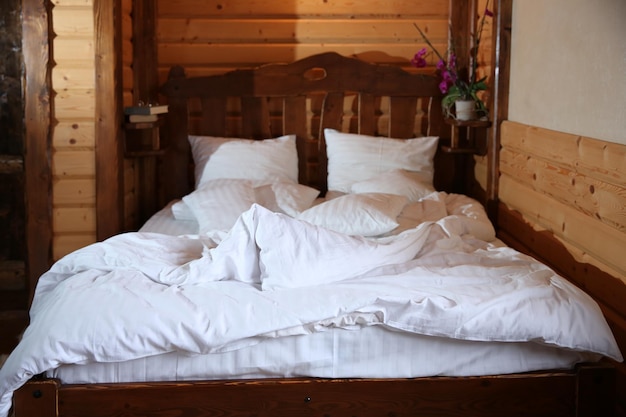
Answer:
xmin=499 ymin=174 xmax=626 ymax=277
xmin=54 ymin=39 xmax=96 ymax=62
xmin=52 ymin=151 xmax=95 ymax=177
xmin=52 ymin=0 xmax=93 ymax=5
xmin=52 ymin=7 xmax=94 ymax=35
xmin=53 ymin=121 xmax=96 ymax=149
xmin=53 ymin=179 xmax=96 ymax=205
xmin=53 ymin=207 xmax=96 ymax=232
xmin=52 ymin=67 xmax=96 ymax=90
xmin=157 ymin=0 xmax=449 ymax=17
xmin=499 ymin=121 xmax=626 ymax=282
xmin=156 ymin=0 xmax=450 ymax=81
xmin=53 ymin=233 xmax=97 ymax=260
xmin=50 ymin=1 xmax=98 ymax=259
xmin=158 ymin=18 xmax=449 ymax=43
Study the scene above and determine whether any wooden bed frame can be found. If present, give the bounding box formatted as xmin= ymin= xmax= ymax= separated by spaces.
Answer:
xmin=12 ymin=52 xmax=617 ymax=417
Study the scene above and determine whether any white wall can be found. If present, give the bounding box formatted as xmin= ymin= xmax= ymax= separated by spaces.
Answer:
xmin=509 ymin=0 xmax=626 ymax=145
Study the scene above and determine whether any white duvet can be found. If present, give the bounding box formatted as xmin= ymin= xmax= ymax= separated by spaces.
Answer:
xmin=0 ymin=193 xmax=622 ymax=417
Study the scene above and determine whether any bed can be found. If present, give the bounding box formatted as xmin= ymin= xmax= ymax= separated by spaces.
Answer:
xmin=2 ymin=52 xmax=623 ymax=417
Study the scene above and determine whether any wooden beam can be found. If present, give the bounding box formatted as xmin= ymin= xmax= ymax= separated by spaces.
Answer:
xmin=132 ymin=0 xmax=159 ymax=104
xmin=22 ymin=0 xmax=53 ymax=305
xmin=95 ymin=0 xmax=124 ymax=240
xmin=486 ymin=0 xmax=512 ymax=222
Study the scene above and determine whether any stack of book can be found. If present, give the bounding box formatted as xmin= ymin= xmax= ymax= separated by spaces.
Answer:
xmin=124 ymin=104 xmax=168 ymax=123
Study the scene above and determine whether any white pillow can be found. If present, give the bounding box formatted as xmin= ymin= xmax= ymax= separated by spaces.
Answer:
xmin=350 ymin=169 xmax=436 ymax=202
xmin=188 ymin=134 xmax=298 ymax=188
xmin=297 ymin=193 xmax=407 ymax=236
xmin=182 ymin=179 xmax=256 ymax=234
xmin=255 ymin=181 xmax=320 ymax=217
xmin=171 ymin=200 xmax=196 ymax=221
xmin=324 ymin=129 xmax=438 ymax=193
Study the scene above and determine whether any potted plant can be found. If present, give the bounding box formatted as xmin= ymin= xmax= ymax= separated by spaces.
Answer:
xmin=411 ymin=2 xmax=493 ymax=120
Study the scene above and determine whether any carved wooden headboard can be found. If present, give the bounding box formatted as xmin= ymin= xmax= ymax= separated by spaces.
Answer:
xmin=159 ymin=52 xmax=466 ymax=206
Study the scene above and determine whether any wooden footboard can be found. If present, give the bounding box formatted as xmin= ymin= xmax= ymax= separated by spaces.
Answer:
xmin=13 ymin=363 xmax=615 ymax=417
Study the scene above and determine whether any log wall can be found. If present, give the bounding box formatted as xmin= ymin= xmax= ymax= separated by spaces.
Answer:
xmin=155 ymin=0 xmax=451 ymax=82
xmin=499 ymin=121 xmax=626 ymax=281
xmin=497 ymin=120 xmax=626 ymax=416
xmin=50 ymin=0 xmax=97 ymax=260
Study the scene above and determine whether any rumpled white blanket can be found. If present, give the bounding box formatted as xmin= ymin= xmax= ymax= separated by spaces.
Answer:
xmin=0 ymin=198 xmax=622 ymax=417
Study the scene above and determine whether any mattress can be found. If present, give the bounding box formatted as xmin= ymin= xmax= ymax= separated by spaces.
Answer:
xmin=49 ymin=324 xmax=599 ymax=384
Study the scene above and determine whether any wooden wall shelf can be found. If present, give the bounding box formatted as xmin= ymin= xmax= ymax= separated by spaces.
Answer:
xmin=123 ymin=119 xmax=164 ymax=156
xmin=443 ymin=117 xmax=491 ymax=155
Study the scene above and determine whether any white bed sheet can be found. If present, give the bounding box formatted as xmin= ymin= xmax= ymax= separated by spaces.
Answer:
xmin=50 ymin=325 xmax=599 ymax=384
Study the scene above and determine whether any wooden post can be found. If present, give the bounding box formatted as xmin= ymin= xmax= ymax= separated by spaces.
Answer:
xmin=95 ymin=0 xmax=124 ymax=240
xmin=22 ymin=0 xmax=53 ymax=305
xmin=486 ymin=0 xmax=513 ymax=223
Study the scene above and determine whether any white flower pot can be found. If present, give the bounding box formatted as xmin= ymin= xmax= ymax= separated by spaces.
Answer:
xmin=455 ymin=99 xmax=477 ymax=121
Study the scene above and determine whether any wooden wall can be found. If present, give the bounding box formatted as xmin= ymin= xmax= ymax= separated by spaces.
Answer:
xmin=51 ymin=0 xmax=486 ymax=256
xmin=496 ymin=120 xmax=626 ymax=416
xmin=50 ymin=0 xmax=98 ymax=260
xmin=155 ymin=0 xmax=451 ymax=82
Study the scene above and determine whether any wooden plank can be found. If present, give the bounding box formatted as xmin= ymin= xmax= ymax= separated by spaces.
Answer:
xmin=501 ymin=121 xmax=626 ymax=187
xmin=241 ymin=97 xmax=271 ymax=139
xmin=33 ymin=374 xmax=584 ymax=417
xmin=158 ymin=44 xmax=447 ymax=67
xmin=52 ymin=38 xmax=95 ymax=62
xmin=52 ymin=67 xmax=96 ymax=89
xmin=157 ymin=0 xmax=449 ymax=17
xmin=52 ymin=150 xmax=96 ymax=176
xmin=357 ymin=94 xmax=377 ymax=136
xmin=54 ymin=89 xmax=96 ymax=119
xmin=158 ymin=18 xmax=449 ymax=43
xmin=95 ymin=0 xmax=124 ymax=241
xmin=52 ymin=0 xmax=93 ymax=5
xmin=53 ymin=234 xmax=96 ymax=260
xmin=23 ymin=0 xmax=53 ymax=305
xmin=51 ymin=7 xmax=94 ymax=36
xmin=500 ymin=147 xmax=626 ymax=232
xmin=53 ymin=179 xmax=96 ymax=205
xmin=485 ymin=0 xmax=513 ymax=218
xmin=499 ymin=174 xmax=626 ymax=280
xmin=283 ymin=96 xmax=309 ymax=185
xmin=132 ymin=0 xmax=159 ymax=104
xmin=388 ymin=96 xmax=417 ymax=138
xmin=13 ymin=379 xmax=60 ymax=417
xmin=53 ymin=208 xmax=97 ymax=233
xmin=53 ymin=121 xmax=96 ymax=149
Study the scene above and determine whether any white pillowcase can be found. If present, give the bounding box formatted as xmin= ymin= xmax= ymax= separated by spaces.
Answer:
xmin=350 ymin=169 xmax=436 ymax=202
xmin=188 ymin=134 xmax=298 ymax=188
xmin=174 ymin=181 xmax=320 ymax=223
xmin=324 ymin=129 xmax=438 ymax=193
xmin=297 ymin=193 xmax=408 ymax=236
xmin=171 ymin=200 xmax=196 ymax=221
xmin=255 ymin=181 xmax=320 ymax=217
xmin=182 ymin=179 xmax=256 ymax=234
